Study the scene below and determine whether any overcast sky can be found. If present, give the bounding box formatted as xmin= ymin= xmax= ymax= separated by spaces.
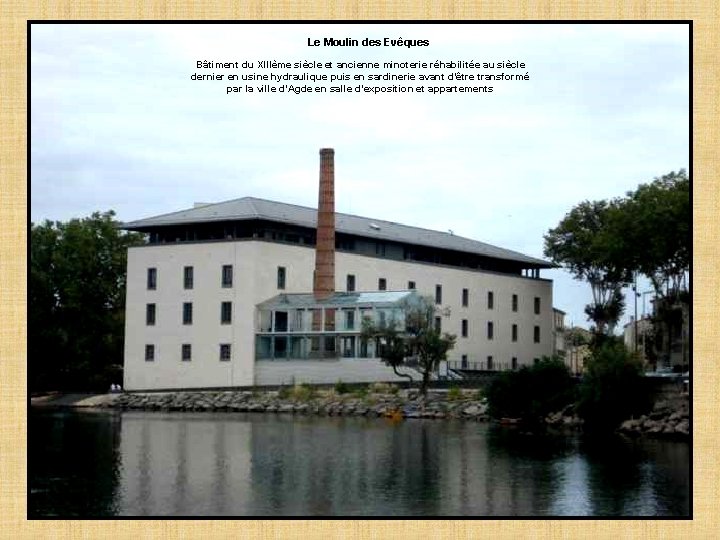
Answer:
xmin=30 ymin=23 xmax=689 ymax=330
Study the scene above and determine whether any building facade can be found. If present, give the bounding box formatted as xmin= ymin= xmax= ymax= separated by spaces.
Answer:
xmin=122 ymin=150 xmax=555 ymax=390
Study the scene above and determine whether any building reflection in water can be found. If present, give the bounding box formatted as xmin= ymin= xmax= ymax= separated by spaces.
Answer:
xmin=113 ymin=412 xmax=689 ymax=517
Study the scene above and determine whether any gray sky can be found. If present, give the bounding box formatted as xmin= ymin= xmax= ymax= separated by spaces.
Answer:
xmin=30 ymin=23 xmax=689 ymax=330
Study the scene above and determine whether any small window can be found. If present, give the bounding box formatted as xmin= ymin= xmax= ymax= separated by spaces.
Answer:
xmin=345 ymin=310 xmax=355 ymax=330
xmin=183 ymin=266 xmax=194 ymax=290
xmin=145 ymin=344 xmax=155 ymax=362
xmin=487 ymin=291 xmax=494 ymax=310
xmin=277 ymin=266 xmax=286 ymax=290
xmin=435 ymin=284 xmax=442 ymax=305
xmin=461 ymin=354 xmax=468 ymax=368
xmin=378 ymin=278 xmax=387 ymax=291
xmin=534 ymin=297 xmax=541 ymax=315
xmin=461 ymin=319 xmax=468 ymax=338
xmin=434 ymin=316 xmax=441 ymax=332
xmin=408 ymin=281 xmax=416 ymax=290
xmin=221 ymin=265 xmax=233 ymax=288
xmin=221 ymin=301 xmax=232 ymax=324
xmin=181 ymin=344 xmax=191 ymax=361
xmin=487 ymin=356 xmax=493 ymax=370
xmin=147 ymin=268 xmax=157 ymax=290
xmin=534 ymin=325 xmax=540 ymax=343
xmin=512 ymin=324 xmax=518 ymax=342
xmin=462 ymin=288 xmax=469 ymax=307
xmin=182 ymin=302 xmax=193 ymax=325
xmin=220 ymin=344 xmax=232 ymax=361
xmin=512 ymin=294 xmax=518 ymax=312
xmin=512 ymin=357 xmax=518 ymax=370
xmin=346 ymin=274 xmax=356 ymax=292
xmin=487 ymin=321 xmax=494 ymax=340
xmin=146 ymin=303 xmax=156 ymax=326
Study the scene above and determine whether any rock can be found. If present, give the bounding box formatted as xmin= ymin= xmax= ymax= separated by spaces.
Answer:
xmin=462 ymin=405 xmax=481 ymax=417
xmin=674 ymin=419 xmax=690 ymax=436
xmin=278 ymin=404 xmax=294 ymax=413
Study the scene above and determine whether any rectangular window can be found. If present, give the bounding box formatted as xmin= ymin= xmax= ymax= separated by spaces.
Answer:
xmin=512 ymin=294 xmax=518 ymax=312
xmin=220 ymin=344 xmax=231 ymax=361
xmin=534 ymin=297 xmax=541 ymax=315
xmin=277 ymin=266 xmax=286 ymax=290
xmin=487 ymin=291 xmax=494 ymax=309
xmin=221 ymin=301 xmax=232 ymax=324
xmin=461 ymin=354 xmax=468 ymax=368
xmin=181 ymin=344 xmax=191 ymax=361
xmin=183 ymin=266 xmax=194 ymax=290
xmin=512 ymin=324 xmax=518 ymax=342
xmin=435 ymin=284 xmax=442 ymax=304
xmin=147 ymin=268 xmax=157 ymax=290
xmin=487 ymin=321 xmax=494 ymax=340
xmin=512 ymin=357 xmax=518 ymax=370
xmin=221 ymin=265 xmax=233 ymax=288
xmin=345 ymin=310 xmax=355 ymax=330
xmin=487 ymin=356 xmax=493 ymax=370
xmin=408 ymin=281 xmax=416 ymax=290
xmin=378 ymin=278 xmax=387 ymax=291
xmin=462 ymin=288 xmax=469 ymax=307
xmin=534 ymin=325 xmax=540 ymax=343
xmin=145 ymin=344 xmax=155 ymax=362
xmin=182 ymin=302 xmax=193 ymax=325
xmin=461 ymin=319 xmax=468 ymax=338
xmin=434 ymin=316 xmax=442 ymax=332
xmin=346 ymin=274 xmax=356 ymax=292
xmin=146 ymin=303 xmax=156 ymax=326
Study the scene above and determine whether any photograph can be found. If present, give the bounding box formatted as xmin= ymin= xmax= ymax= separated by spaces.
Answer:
xmin=29 ymin=22 xmax=690 ymax=518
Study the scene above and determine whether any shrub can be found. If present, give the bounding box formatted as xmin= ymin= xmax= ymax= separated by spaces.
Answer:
xmin=577 ymin=342 xmax=653 ymax=431
xmin=292 ymin=383 xmax=315 ymax=401
xmin=486 ymin=357 xmax=575 ymax=423
xmin=353 ymin=385 xmax=369 ymax=398
xmin=447 ymin=386 xmax=462 ymax=401
xmin=277 ymin=385 xmax=291 ymax=399
xmin=334 ymin=380 xmax=350 ymax=394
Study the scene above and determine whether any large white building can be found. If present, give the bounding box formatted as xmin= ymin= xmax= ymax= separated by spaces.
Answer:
xmin=122 ymin=149 xmax=555 ymax=390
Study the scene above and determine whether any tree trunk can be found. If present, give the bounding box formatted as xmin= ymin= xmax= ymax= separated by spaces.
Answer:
xmin=392 ymin=365 xmax=414 ymax=387
xmin=420 ymin=370 xmax=430 ymax=397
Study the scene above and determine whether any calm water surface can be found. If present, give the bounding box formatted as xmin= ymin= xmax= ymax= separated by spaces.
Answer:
xmin=29 ymin=409 xmax=690 ymax=517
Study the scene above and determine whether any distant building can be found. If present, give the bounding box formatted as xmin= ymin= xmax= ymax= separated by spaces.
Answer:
xmin=623 ymin=315 xmax=654 ymax=365
xmin=564 ymin=327 xmax=592 ymax=375
xmin=552 ymin=308 xmax=566 ymax=358
xmin=121 ymin=149 xmax=556 ymax=390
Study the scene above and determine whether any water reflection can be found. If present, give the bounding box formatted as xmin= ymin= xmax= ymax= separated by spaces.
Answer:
xmin=29 ymin=410 xmax=690 ymax=517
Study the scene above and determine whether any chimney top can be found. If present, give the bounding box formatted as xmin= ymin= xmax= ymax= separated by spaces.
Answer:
xmin=320 ymin=148 xmax=334 ymax=154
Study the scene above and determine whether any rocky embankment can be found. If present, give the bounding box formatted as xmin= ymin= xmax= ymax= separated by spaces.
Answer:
xmin=618 ymin=394 xmax=690 ymax=439
xmin=98 ymin=386 xmax=492 ymax=421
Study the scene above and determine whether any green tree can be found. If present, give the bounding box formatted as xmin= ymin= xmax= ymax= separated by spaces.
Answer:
xmin=576 ymin=340 xmax=652 ymax=431
xmin=361 ymin=296 xmax=456 ymax=396
xmin=30 ymin=211 xmax=145 ymax=391
xmin=486 ymin=357 xmax=575 ymax=423
xmin=544 ymin=200 xmax=632 ymax=337
xmin=612 ymin=171 xmax=690 ymax=368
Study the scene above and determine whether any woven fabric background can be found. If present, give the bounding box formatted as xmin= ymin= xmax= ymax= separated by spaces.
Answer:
xmin=1 ymin=1 xmax=718 ymax=538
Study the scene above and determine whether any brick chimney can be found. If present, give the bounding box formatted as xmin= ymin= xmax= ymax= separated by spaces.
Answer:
xmin=313 ymin=148 xmax=335 ymax=299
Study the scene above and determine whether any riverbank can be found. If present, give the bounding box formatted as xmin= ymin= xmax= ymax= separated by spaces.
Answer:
xmin=31 ymin=385 xmax=689 ymax=439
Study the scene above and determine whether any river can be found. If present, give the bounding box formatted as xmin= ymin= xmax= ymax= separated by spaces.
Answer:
xmin=29 ymin=409 xmax=690 ymax=517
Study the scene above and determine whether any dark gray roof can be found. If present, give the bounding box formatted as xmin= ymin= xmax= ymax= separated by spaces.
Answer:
xmin=122 ymin=196 xmax=550 ymax=267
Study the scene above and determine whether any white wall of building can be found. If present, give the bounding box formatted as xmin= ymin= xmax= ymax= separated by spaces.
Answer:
xmin=124 ymin=239 xmax=553 ymax=390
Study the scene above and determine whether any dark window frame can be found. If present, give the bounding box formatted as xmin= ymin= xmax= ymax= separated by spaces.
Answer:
xmin=462 ymin=288 xmax=469 ymax=307
xmin=534 ymin=325 xmax=541 ymax=343
xmin=182 ymin=302 xmax=193 ymax=325
xmin=147 ymin=268 xmax=157 ymax=290
xmin=534 ymin=297 xmax=541 ymax=315
xmin=277 ymin=266 xmax=286 ymax=290
xmin=512 ymin=323 xmax=518 ymax=342
xmin=183 ymin=266 xmax=194 ymax=290
xmin=461 ymin=319 xmax=468 ymax=338
xmin=221 ymin=301 xmax=232 ymax=324
xmin=408 ymin=281 xmax=416 ymax=290
xmin=435 ymin=284 xmax=442 ymax=305
xmin=487 ymin=291 xmax=494 ymax=310
xmin=378 ymin=278 xmax=387 ymax=291
xmin=221 ymin=264 xmax=233 ymax=288
xmin=145 ymin=344 xmax=155 ymax=361
xmin=487 ymin=321 xmax=494 ymax=340
xmin=146 ymin=303 xmax=156 ymax=326
xmin=512 ymin=294 xmax=518 ymax=312
xmin=181 ymin=344 xmax=192 ymax=361
xmin=220 ymin=343 xmax=232 ymax=361
xmin=346 ymin=274 xmax=356 ymax=292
